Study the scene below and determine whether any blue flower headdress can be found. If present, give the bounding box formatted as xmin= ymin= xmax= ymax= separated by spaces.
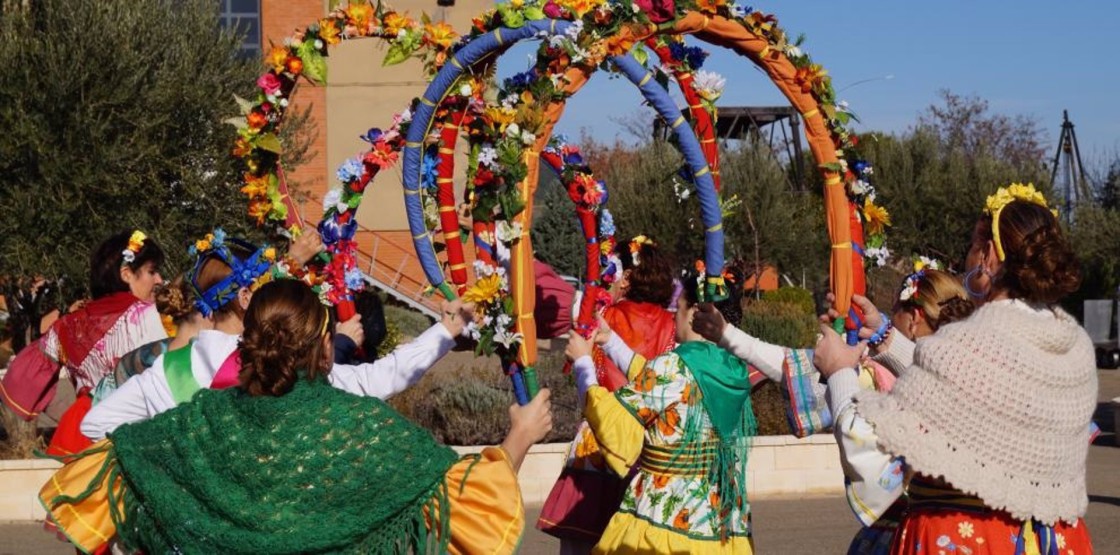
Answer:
xmin=187 ymin=228 xmax=276 ymax=317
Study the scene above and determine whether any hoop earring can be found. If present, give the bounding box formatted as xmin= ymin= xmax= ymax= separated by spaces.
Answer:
xmin=963 ymin=266 xmax=991 ymax=300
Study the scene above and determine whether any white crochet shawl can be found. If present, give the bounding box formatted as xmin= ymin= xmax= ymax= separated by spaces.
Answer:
xmin=856 ymin=299 xmax=1098 ymax=525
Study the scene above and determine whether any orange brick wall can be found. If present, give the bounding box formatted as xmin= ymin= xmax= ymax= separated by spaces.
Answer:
xmin=261 ymin=0 xmax=329 ymax=228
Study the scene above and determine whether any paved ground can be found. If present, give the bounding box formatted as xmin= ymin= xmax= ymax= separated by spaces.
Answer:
xmin=4 ymin=371 xmax=1119 ymax=554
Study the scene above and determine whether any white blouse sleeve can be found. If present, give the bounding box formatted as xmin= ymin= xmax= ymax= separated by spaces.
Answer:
xmin=328 ymin=323 xmax=456 ymax=399
xmin=718 ymin=325 xmax=787 ymax=382
xmin=81 ymin=356 xmax=177 ymax=440
xmin=827 ymin=368 xmax=905 ymax=527
xmin=871 ymin=333 xmax=916 ymax=377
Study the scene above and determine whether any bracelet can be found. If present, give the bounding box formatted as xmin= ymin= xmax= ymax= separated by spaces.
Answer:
xmin=867 ymin=317 xmax=893 ymax=347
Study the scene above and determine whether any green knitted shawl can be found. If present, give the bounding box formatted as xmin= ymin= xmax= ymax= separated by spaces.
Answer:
xmin=107 ymin=378 xmax=460 ymax=554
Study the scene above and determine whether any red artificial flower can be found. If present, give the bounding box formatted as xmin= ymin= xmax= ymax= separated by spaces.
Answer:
xmin=364 ymin=142 xmax=398 ymax=169
xmin=246 ymin=110 xmax=268 ymax=130
xmin=635 ymin=0 xmax=676 ymax=23
xmin=257 ymin=72 xmax=282 ymax=96
xmin=473 ymin=167 xmax=495 ymax=186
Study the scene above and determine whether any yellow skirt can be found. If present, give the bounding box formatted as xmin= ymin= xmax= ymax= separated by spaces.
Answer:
xmin=39 ymin=441 xmax=524 ymax=555
xmin=594 ymin=512 xmax=754 ymax=555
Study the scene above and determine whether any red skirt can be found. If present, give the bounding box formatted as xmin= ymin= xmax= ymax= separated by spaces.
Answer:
xmin=44 ymin=388 xmax=94 ymax=459
xmin=893 ymin=507 xmax=1091 ymax=554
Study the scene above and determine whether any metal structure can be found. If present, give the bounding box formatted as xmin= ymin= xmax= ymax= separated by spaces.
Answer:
xmin=655 ymin=105 xmax=806 ymax=190
xmin=1049 ymin=110 xmax=1092 ymax=224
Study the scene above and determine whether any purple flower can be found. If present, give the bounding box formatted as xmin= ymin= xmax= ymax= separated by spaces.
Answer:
xmin=504 ymin=69 xmax=536 ymax=90
xmin=685 ymin=46 xmax=708 ymax=70
xmin=359 ymin=128 xmax=383 ymax=144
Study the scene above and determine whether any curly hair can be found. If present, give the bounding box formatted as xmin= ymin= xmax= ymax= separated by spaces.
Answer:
xmin=614 ymin=238 xmax=675 ymax=306
xmin=238 ymin=280 xmax=331 ymax=397
xmin=154 ymin=276 xmax=196 ymax=323
xmin=976 ymin=201 xmax=1081 ymax=304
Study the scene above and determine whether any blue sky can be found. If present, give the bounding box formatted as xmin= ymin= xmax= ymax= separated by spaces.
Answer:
xmin=496 ymin=1 xmax=1119 ymax=169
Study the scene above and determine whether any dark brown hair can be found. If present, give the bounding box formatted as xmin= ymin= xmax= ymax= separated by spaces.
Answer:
xmin=89 ymin=230 xmax=165 ymax=299
xmin=238 ymin=279 xmax=331 ymax=397
xmin=976 ymin=200 xmax=1081 ymax=304
xmin=615 ymin=238 xmax=675 ymax=306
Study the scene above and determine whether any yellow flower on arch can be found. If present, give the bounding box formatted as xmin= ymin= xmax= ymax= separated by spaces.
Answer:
xmin=344 ymin=4 xmax=375 ymax=32
xmin=423 ymin=22 xmax=457 ymax=49
xmin=381 ymin=12 xmax=413 ymax=37
xmin=862 ymin=198 xmax=891 ymax=236
xmin=463 ymin=274 xmax=502 ymax=306
xmin=318 ymin=18 xmax=342 ymax=45
xmin=265 ymin=46 xmax=289 ymax=72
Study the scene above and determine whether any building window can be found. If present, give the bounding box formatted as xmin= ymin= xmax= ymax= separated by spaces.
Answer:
xmin=220 ymin=0 xmax=261 ymax=59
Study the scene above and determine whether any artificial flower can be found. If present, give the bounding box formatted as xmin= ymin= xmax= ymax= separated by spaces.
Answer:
xmin=605 ymin=34 xmax=636 ymax=57
xmin=493 ymin=327 xmax=524 ymax=350
xmin=696 ymin=0 xmax=726 ymax=14
xmin=240 ymin=173 xmax=270 ymax=198
xmin=485 ymin=106 xmax=516 ymax=132
xmin=232 ymin=137 xmax=253 ymax=158
xmin=265 ymin=46 xmax=289 ymax=72
xmin=323 ymin=188 xmax=344 ymax=213
xmin=463 ymin=274 xmax=502 ymax=306
xmin=862 ymin=198 xmax=891 ymax=235
xmin=318 ymin=18 xmax=342 ymax=45
xmin=542 ymin=1 xmax=563 ymax=18
xmin=344 ymin=3 xmax=375 ymax=31
xmin=161 ymin=314 xmax=178 ymax=338
xmin=692 ymin=70 xmax=727 ymax=102
xmin=364 ymin=141 xmax=398 ymax=169
xmin=336 ymin=157 xmax=365 ymax=183
xmin=634 ymin=0 xmax=676 ymax=23
xmin=381 ymin=12 xmax=412 ymax=37
xmin=558 ymin=0 xmax=604 ymax=18
xmin=794 ymin=64 xmax=828 ymax=95
xmin=257 ymin=72 xmax=282 ymax=96
xmin=285 ymin=57 xmax=304 ymax=75
xmin=246 ymin=110 xmax=268 ymax=130
xmin=248 ymin=198 xmax=272 ymax=224
xmin=865 ymin=245 xmax=890 ymax=267
xmin=423 ymin=22 xmax=457 ymax=49
xmin=984 ymin=182 xmax=1048 ymax=215
xmin=478 ymin=146 xmax=498 ymax=167
xmin=262 ymin=247 xmax=277 ymax=262
xmin=495 ymin=220 xmax=523 ymax=244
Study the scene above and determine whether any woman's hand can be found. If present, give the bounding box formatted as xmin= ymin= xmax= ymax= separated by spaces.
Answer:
xmin=439 ymin=300 xmax=474 ymax=337
xmin=692 ymin=302 xmax=727 ymax=343
xmin=336 ymin=314 xmax=364 ymax=346
xmin=289 ymin=230 xmax=324 ymax=267
xmin=823 ymin=293 xmax=889 ymax=349
xmin=502 ymin=389 xmax=554 ymax=472
xmin=812 ymin=324 xmax=867 ymax=379
xmin=566 ymin=332 xmax=593 ymax=361
xmin=593 ymin=314 xmax=613 ymax=345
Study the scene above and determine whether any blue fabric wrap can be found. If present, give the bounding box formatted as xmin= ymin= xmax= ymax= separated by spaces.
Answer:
xmin=608 ymin=55 xmax=725 ymax=282
xmin=402 ymin=19 xmax=574 ymax=290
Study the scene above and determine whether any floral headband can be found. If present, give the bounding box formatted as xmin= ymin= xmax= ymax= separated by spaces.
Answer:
xmin=628 ymin=235 xmax=654 ymax=267
xmin=983 ymin=183 xmax=1055 ymax=261
xmin=187 ymin=228 xmax=277 ymax=317
xmin=121 ymin=230 xmax=147 ymax=267
xmin=898 ymin=256 xmax=942 ymax=304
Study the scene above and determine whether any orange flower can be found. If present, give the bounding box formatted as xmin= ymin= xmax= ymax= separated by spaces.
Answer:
xmin=709 ymin=491 xmax=720 ymax=509
xmin=240 ymin=173 xmax=270 ymax=198
xmin=344 ymin=3 xmax=374 ymax=32
xmin=285 ymin=57 xmax=303 ymax=75
xmin=696 ymin=0 xmax=726 ymax=14
xmin=605 ymin=34 xmax=636 ymax=57
xmin=232 ymin=137 xmax=253 ymax=157
xmin=246 ymin=111 xmax=268 ymax=130
xmin=794 ymin=64 xmax=827 ymax=94
xmin=748 ymin=11 xmax=777 ymax=33
xmin=248 ymin=199 xmax=272 ymax=224
xmin=672 ymin=508 xmax=690 ymax=530
xmin=574 ymin=427 xmax=601 ymax=459
xmin=265 ymin=46 xmax=289 ymax=72
xmin=319 ymin=18 xmax=342 ymax=45
xmin=381 ymin=12 xmax=412 ymax=37
xmin=423 ymin=22 xmax=457 ymax=49
xmin=558 ymin=0 xmax=602 ymax=18
xmin=653 ymin=473 xmax=671 ymax=489
xmin=636 ymin=407 xmax=657 ymax=427
xmin=680 ymin=383 xmax=702 ymax=405
xmin=634 ymin=367 xmax=658 ymax=393
xmin=656 ymin=407 xmax=681 ymax=436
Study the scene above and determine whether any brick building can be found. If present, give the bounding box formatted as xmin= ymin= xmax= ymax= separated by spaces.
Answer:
xmin=227 ymin=0 xmax=488 ymax=315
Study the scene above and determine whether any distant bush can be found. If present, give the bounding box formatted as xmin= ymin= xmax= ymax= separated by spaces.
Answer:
xmin=761 ymin=287 xmax=816 ymax=318
xmin=740 ymin=298 xmax=818 ymax=349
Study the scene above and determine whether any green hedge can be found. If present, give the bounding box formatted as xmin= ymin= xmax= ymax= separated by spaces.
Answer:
xmin=740 ymin=296 xmax=818 ymax=349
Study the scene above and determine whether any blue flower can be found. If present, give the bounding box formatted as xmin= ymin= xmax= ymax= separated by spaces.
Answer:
xmin=563 ymin=150 xmax=584 ymax=167
xmin=503 ymin=69 xmax=536 ymax=90
xmin=359 ymin=128 xmax=383 ymax=144
xmin=852 ymin=160 xmax=870 ymax=175
xmin=597 ymin=180 xmax=609 ymax=204
xmin=345 ymin=268 xmax=365 ymax=290
xmin=668 ymin=41 xmax=687 ymax=62
xmin=421 ymin=147 xmax=440 ymax=190
xmin=685 ymin=46 xmax=708 ymax=70
xmin=336 ymin=157 xmax=364 ymax=184
xmin=211 ymin=228 xmax=227 ymax=248
xmin=318 ymin=218 xmax=340 ymax=244
xmin=599 ymin=209 xmax=616 ymax=236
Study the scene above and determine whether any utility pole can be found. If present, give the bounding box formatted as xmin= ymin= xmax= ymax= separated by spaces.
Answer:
xmin=1049 ymin=110 xmax=1091 ymax=225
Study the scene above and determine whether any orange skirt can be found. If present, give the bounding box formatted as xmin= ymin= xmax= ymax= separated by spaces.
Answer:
xmin=892 ymin=508 xmax=1092 ymax=555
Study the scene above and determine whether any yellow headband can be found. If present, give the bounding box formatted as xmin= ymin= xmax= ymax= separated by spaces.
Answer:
xmin=983 ymin=183 xmax=1054 ymax=261
xmin=319 ymin=306 xmax=330 ymax=338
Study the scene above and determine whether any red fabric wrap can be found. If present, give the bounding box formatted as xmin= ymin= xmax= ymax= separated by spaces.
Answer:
xmin=438 ymin=111 xmax=469 ymax=292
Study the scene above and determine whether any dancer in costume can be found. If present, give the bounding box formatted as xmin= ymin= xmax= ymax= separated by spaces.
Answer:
xmin=815 ymin=184 xmax=1096 ymax=554
xmin=538 ymin=236 xmax=678 ymax=554
xmin=0 ymin=230 xmax=166 ymax=457
xmin=565 ymin=264 xmax=754 ymax=554
xmin=82 ymin=229 xmax=464 ymax=439
xmin=42 ymin=279 xmax=552 ymax=554
xmin=91 ymin=276 xmax=209 ymax=404
xmin=692 ymin=263 xmax=973 ymax=555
